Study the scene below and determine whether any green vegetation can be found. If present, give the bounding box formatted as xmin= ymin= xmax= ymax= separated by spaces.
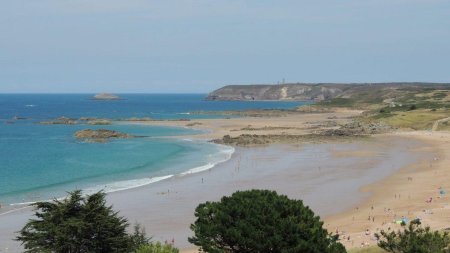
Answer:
xmin=375 ymin=220 xmax=450 ymax=253
xmin=439 ymin=121 xmax=450 ymax=131
xmin=16 ymin=190 xmax=160 ymax=253
xmin=17 ymin=190 xmax=131 ymax=252
xmin=16 ymin=189 xmax=450 ymax=253
xmin=317 ymin=87 xmax=450 ymax=130
xmin=372 ymin=110 xmax=450 ymax=130
xmin=189 ymin=189 xmax=346 ymax=253
xmin=135 ymin=242 xmax=179 ymax=253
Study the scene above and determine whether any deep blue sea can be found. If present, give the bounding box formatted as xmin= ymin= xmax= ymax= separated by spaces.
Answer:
xmin=0 ymin=94 xmax=308 ymax=206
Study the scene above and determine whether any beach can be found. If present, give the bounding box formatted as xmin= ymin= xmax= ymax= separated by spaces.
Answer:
xmin=0 ymin=137 xmax=433 ymax=251
xmin=0 ymin=111 xmax=448 ymax=252
xmin=0 ymin=109 xmax=447 ymax=253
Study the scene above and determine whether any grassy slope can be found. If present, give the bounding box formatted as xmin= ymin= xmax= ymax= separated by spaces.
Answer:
xmin=348 ymin=247 xmax=387 ymax=253
xmin=315 ymin=86 xmax=450 ymax=130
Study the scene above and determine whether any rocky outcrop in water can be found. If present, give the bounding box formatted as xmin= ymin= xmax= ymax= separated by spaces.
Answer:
xmin=92 ymin=93 xmax=120 ymax=100
xmin=39 ymin=116 xmax=78 ymax=125
xmin=86 ymin=119 xmax=112 ymax=125
xmin=39 ymin=117 xmax=112 ymax=125
xmin=74 ymin=129 xmax=132 ymax=143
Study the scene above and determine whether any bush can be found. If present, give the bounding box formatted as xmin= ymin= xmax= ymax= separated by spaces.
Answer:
xmin=375 ymin=220 xmax=450 ymax=253
xmin=135 ymin=242 xmax=179 ymax=253
xmin=130 ymin=223 xmax=152 ymax=251
xmin=189 ymin=189 xmax=346 ymax=253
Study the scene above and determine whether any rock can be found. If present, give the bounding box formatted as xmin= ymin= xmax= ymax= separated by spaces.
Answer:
xmin=320 ymin=121 xmax=393 ymax=136
xmin=213 ymin=133 xmax=361 ymax=146
xmin=39 ymin=116 xmax=78 ymax=125
xmin=120 ymin=117 xmax=154 ymax=121
xmin=74 ymin=129 xmax=132 ymax=142
xmin=79 ymin=117 xmax=98 ymax=121
xmin=87 ymin=119 xmax=112 ymax=125
xmin=186 ymin=122 xmax=202 ymax=127
xmin=13 ymin=116 xmax=30 ymax=120
xmin=92 ymin=93 xmax=120 ymax=100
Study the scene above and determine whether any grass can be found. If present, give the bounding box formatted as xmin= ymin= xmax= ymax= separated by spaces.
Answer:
xmin=314 ymin=86 xmax=450 ymax=130
xmin=348 ymin=246 xmax=387 ymax=253
xmin=438 ymin=120 xmax=450 ymax=131
xmin=376 ymin=110 xmax=450 ymax=130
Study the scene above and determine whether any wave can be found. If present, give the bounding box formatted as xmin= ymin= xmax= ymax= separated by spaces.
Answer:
xmin=4 ymin=176 xmax=174 ymax=210
xmin=180 ymin=145 xmax=234 ymax=175
xmin=4 ymin=143 xmax=235 ymax=211
xmin=82 ymin=175 xmax=174 ymax=195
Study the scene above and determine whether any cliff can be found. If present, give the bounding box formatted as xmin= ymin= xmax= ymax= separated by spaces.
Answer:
xmin=205 ymin=83 xmax=450 ymax=101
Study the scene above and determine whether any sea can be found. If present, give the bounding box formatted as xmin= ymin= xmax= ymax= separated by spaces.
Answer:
xmin=0 ymin=94 xmax=308 ymax=206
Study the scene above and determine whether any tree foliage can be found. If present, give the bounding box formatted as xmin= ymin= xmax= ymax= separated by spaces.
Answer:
xmin=135 ymin=242 xmax=179 ymax=253
xmin=130 ymin=223 xmax=152 ymax=251
xmin=375 ymin=220 xmax=450 ymax=253
xmin=189 ymin=189 xmax=345 ymax=253
xmin=16 ymin=190 xmax=140 ymax=253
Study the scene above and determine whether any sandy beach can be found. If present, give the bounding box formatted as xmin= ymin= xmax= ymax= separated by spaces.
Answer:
xmin=1 ymin=112 xmax=449 ymax=252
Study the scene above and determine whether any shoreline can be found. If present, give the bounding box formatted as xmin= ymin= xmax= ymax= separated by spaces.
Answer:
xmin=0 ymin=138 xmax=235 ymax=211
xmin=105 ymin=136 xmax=432 ymax=249
xmin=130 ymin=114 xmax=450 ymax=251
xmin=1 ymin=111 xmax=449 ymax=252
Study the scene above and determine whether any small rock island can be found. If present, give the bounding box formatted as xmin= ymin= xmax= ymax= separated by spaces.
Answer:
xmin=92 ymin=93 xmax=120 ymax=100
xmin=74 ymin=129 xmax=132 ymax=143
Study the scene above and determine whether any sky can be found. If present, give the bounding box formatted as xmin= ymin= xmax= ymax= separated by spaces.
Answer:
xmin=1 ymin=0 xmax=449 ymax=93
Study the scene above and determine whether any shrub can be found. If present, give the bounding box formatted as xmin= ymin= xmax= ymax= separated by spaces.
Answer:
xmin=375 ymin=220 xmax=450 ymax=253
xmin=135 ymin=242 xmax=179 ymax=253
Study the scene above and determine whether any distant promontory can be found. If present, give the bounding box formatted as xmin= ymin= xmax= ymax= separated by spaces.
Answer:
xmin=206 ymin=83 xmax=450 ymax=101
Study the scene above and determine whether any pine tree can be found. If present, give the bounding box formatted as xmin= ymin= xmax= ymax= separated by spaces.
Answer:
xmin=17 ymin=190 xmax=131 ymax=253
xmin=189 ymin=189 xmax=346 ymax=253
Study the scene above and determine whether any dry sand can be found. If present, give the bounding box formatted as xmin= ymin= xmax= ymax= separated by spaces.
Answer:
xmin=1 ymin=111 xmax=449 ymax=253
xmin=327 ymin=131 xmax=450 ymax=249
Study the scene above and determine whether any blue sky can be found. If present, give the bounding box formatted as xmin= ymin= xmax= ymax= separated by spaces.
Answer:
xmin=1 ymin=0 xmax=449 ymax=93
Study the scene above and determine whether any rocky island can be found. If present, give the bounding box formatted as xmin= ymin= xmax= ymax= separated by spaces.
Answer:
xmin=92 ymin=93 xmax=121 ymax=100
xmin=74 ymin=129 xmax=132 ymax=143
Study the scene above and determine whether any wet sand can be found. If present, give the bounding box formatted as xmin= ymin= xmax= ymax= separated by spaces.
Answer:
xmin=0 ymin=135 xmax=433 ymax=252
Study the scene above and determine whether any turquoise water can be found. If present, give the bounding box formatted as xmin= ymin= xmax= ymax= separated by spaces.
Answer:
xmin=0 ymin=94 xmax=308 ymax=205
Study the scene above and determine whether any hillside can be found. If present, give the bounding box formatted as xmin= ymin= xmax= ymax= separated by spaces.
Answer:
xmin=206 ymin=82 xmax=450 ymax=131
xmin=206 ymin=83 xmax=450 ymax=102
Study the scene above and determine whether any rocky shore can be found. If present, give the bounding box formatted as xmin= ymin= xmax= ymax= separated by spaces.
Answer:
xmin=212 ymin=121 xmax=391 ymax=146
xmin=38 ymin=116 xmax=158 ymax=125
